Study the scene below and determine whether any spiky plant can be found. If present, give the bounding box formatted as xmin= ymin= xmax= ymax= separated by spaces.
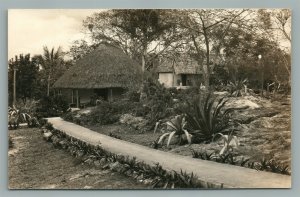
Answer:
xmin=185 ymin=93 xmax=236 ymax=143
xmin=157 ymin=115 xmax=192 ymax=147
xmin=213 ymin=131 xmax=239 ymax=155
xmin=228 ymin=78 xmax=248 ymax=97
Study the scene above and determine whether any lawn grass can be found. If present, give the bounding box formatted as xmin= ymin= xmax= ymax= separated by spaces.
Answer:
xmin=8 ymin=127 xmax=147 ymax=189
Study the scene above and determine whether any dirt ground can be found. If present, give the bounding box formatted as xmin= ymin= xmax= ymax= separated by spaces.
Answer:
xmin=86 ymin=95 xmax=291 ymax=169
xmin=8 ymin=127 xmax=147 ymax=189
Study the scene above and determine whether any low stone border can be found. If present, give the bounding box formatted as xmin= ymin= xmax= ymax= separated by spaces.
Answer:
xmin=41 ymin=123 xmax=223 ymax=189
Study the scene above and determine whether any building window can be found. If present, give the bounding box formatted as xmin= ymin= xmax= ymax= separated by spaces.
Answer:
xmin=181 ymin=74 xmax=187 ymax=86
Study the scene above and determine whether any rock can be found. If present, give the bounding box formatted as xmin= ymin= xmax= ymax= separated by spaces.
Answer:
xmin=226 ymin=97 xmax=260 ymax=109
xmin=109 ymin=161 xmax=122 ymax=172
xmin=84 ymin=158 xmax=94 ymax=165
xmin=51 ymin=135 xmax=60 ymax=145
xmin=214 ymin=91 xmax=230 ymax=96
xmin=69 ymin=174 xmax=82 ymax=181
xmin=102 ymin=164 xmax=110 ymax=169
xmin=94 ymin=160 xmax=101 ymax=168
xmin=43 ymin=132 xmax=53 ymax=141
xmin=99 ymin=158 xmax=107 ymax=165
xmin=143 ymin=179 xmax=153 ymax=185
xmin=43 ymin=131 xmax=53 ymax=141
xmin=77 ymin=150 xmax=85 ymax=158
xmin=83 ymin=186 xmax=92 ymax=189
xmin=119 ymin=114 xmax=148 ymax=130
xmin=124 ymin=169 xmax=133 ymax=176
xmin=59 ymin=140 xmax=68 ymax=149
xmin=136 ymin=174 xmax=144 ymax=182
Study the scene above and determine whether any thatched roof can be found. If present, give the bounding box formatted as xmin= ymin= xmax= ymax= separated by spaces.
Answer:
xmin=156 ymin=57 xmax=202 ymax=74
xmin=53 ymin=43 xmax=142 ymax=89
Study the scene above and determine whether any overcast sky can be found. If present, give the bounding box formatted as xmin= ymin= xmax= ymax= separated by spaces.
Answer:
xmin=8 ymin=9 xmax=104 ymax=60
xmin=8 ymin=9 xmax=291 ymax=60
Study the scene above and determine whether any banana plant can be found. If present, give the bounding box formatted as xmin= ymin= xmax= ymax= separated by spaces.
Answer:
xmin=213 ymin=131 xmax=239 ymax=155
xmin=157 ymin=115 xmax=192 ymax=147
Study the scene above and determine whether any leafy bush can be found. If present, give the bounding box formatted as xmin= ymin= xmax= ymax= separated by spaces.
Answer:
xmin=36 ymin=95 xmax=69 ymax=117
xmin=88 ymin=102 xmax=120 ymax=125
xmin=183 ymin=93 xmax=236 ymax=143
xmin=62 ymin=111 xmax=74 ymax=122
xmin=141 ymin=77 xmax=174 ymax=126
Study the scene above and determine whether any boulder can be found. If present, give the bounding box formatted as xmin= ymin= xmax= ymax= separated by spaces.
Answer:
xmin=94 ymin=160 xmax=101 ymax=168
xmin=109 ymin=161 xmax=123 ymax=172
xmin=84 ymin=158 xmax=94 ymax=165
xmin=225 ymin=97 xmax=260 ymax=110
xmin=99 ymin=158 xmax=107 ymax=165
xmin=119 ymin=114 xmax=148 ymax=130
xmin=43 ymin=132 xmax=53 ymax=141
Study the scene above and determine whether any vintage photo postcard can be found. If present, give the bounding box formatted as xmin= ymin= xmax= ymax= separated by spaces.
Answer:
xmin=8 ymin=9 xmax=291 ymax=189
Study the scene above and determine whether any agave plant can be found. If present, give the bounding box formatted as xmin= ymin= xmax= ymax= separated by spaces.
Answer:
xmin=8 ymin=106 xmax=39 ymax=129
xmin=213 ymin=131 xmax=239 ymax=155
xmin=157 ymin=115 xmax=192 ymax=147
xmin=185 ymin=93 xmax=236 ymax=143
xmin=228 ymin=78 xmax=248 ymax=97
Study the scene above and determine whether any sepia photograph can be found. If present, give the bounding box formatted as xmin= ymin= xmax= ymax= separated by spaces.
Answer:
xmin=8 ymin=9 xmax=291 ymax=189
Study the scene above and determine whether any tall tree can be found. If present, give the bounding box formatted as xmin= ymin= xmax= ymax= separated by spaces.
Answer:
xmin=35 ymin=46 xmax=65 ymax=96
xmin=82 ymin=9 xmax=182 ymax=72
xmin=8 ymin=54 xmax=40 ymax=104
xmin=256 ymin=9 xmax=291 ymax=87
xmin=177 ymin=9 xmax=250 ymax=90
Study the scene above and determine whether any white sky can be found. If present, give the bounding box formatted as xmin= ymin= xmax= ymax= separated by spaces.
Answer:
xmin=8 ymin=9 xmax=104 ymax=60
xmin=8 ymin=9 xmax=291 ymax=60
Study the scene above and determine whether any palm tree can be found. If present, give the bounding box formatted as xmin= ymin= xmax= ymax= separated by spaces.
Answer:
xmin=36 ymin=46 xmax=64 ymax=96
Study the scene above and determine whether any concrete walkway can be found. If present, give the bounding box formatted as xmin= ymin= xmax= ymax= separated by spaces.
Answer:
xmin=47 ymin=117 xmax=291 ymax=188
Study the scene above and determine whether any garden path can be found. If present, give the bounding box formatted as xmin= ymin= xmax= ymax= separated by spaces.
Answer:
xmin=47 ymin=117 xmax=291 ymax=188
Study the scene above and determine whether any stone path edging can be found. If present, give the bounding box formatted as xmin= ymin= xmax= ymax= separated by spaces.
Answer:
xmin=47 ymin=117 xmax=291 ymax=188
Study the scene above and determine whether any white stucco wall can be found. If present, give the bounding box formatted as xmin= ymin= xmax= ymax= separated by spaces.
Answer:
xmin=158 ymin=73 xmax=174 ymax=88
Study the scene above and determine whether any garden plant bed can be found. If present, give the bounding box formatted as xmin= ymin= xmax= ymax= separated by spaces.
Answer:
xmin=46 ymin=117 xmax=291 ymax=188
xmin=8 ymin=127 xmax=146 ymax=189
xmin=75 ymin=95 xmax=291 ymax=173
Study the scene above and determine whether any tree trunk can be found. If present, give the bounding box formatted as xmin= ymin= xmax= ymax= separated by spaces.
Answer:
xmin=47 ymin=75 xmax=50 ymax=96
xmin=203 ymin=30 xmax=210 ymax=91
xmin=13 ymin=68 xmax=17 ymax=106
xmin=140 ymin=45 xmax=147 ymax=101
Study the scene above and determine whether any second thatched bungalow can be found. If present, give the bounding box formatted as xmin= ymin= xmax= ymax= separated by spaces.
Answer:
xmin=53 ymin=43 xmax=142 ymax=108
xmin=156 ymin=56 xmax=202 ymax=89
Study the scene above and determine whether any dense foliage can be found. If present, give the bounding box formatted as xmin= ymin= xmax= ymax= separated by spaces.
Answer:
xmin=36 ymin=95 xmax=69 ymax=118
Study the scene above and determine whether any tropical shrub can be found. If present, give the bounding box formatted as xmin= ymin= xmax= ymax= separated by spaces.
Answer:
xmin=88 ymin=102 xmax=120 ymax=125
xmin=141 ymin=77 xmax=174 ymax=127
xmin=8 ymin=107 xmax=20 ymax=129
xmin=184 ymin=93 xmax=236 ymax=143
xmin=36 ymin=95 xmax=69 ymax=117
xmin=157 ymin=115 xmax=192 ymax=147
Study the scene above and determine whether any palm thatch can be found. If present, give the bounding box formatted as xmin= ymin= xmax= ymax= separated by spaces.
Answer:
xmin=156 ymin=57 xmax=202 ymax=74
xmin=53 ymin=43 xmax=142 ymax=89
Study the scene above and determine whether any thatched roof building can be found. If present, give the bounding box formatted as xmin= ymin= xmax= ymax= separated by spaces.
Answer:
xmin=53 ymin=43 xmax=142 ymax=106
xmin=156 ymin=58 xmax=202 ymax=74
xmin=53 ymin=43 xmax=142 ymax=89
xmin=155 ymin=56 xmax=203 ymax=88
